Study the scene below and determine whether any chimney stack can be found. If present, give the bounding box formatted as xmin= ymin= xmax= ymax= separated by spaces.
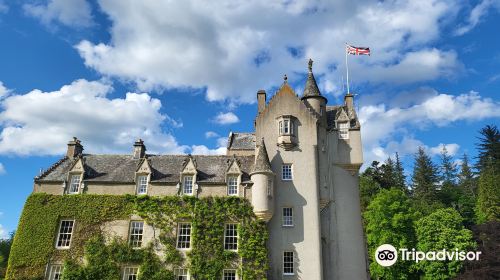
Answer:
xmin=344 ymin=92 xmax=354 ymax=113
xmin=257 ymin=90 xmax=266 ymax=114
xmin=66 ymin=137 xmax=83 ymax=158
xmin=133 ymin=139 xmax=146 ymax=159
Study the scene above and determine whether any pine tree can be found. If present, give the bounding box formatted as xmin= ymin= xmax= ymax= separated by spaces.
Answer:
xmin=411 ymin=147 xmax=441 ymax=214
xmin=458 ymin=154 xmax=475 ymax=196
xmin=456 ymin=153 xmax=477 ymax=227
xmin=394 ymin=152 xmax=406 ymax=192
xmin=476 ymin=124 xmax=500 ymax=172
xmin=439 ymin=146 xmax=459 ymax=207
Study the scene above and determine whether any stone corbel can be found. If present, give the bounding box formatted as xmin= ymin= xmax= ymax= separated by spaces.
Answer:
xmin=334 ymin=163 xmax=362 ymax=176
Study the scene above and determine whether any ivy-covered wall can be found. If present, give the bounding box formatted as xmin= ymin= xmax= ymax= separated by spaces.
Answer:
xmin=6 ymin=193 xmax=268 ymax=280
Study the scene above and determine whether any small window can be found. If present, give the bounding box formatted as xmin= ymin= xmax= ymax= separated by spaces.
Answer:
xmin=284 ymin=119 xmax=290 ymax=134
xmin=48 ymin=264 xmax=63 ymax=280
xmin=183 ymin=176 xmax=193 ymax=195
xmin=282 ymin=164 xmax=293 ymax=181
xmin=137 ymin=175 xmax=148 ymax=195
xmin=129 ymin=221 xmax=144 ymax=248
xmin=56 ymin=220 xmax=74 ymax=249
xmin=223 ymin=269 xmax=237 ymax=280
xmin=68 ymin=174 xmax=80 ymax=194
xmin=267 ymin=178 xmax=273 ymax=197
xmin=224 ymin=223 xmax=238 ymax=251
xmin=122 ymin=267 xmax=139 ymax=280
xmin=177 ymin=223 xmax=192 ymax=249
xmin=174 ymin=268 xmax=190 ymax=280
xmin=339 ymin=122 xmax=349 ymax=139
xmin=227 ymin=177 xmax=238 ymax=196
xmin=283 ymin=251 xmax=294 ymax=275
xmin=283 ymin=207 xmax=293 ymax=227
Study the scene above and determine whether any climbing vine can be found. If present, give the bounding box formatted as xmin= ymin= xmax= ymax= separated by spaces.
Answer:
xmin=6 ymin=193 xmax=268 ymax=280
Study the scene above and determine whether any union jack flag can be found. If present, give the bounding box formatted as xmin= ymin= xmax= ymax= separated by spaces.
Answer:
xmin=346 ymin=44 xmax=370 ymax=56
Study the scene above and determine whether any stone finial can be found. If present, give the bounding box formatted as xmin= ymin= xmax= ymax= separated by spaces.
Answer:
xmin=308 ymin=58 xmax=313 ymax=73
xmin=283 ymin=74 xmax=288 ymax=83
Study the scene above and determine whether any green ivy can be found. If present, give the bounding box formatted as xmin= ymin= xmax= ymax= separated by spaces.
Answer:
xmin=6 ymin=193 xmax=268 ymax=280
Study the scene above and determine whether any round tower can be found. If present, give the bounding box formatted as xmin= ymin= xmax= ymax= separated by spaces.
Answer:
xmin=301 ymin=59 xmax=327 ymax=123
xmin=250 ymin=138 xmax=274 ymax=221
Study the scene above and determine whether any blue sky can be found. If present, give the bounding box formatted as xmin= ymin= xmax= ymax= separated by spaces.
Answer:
xmin=0 ymin=0 xmax=499 ymax=238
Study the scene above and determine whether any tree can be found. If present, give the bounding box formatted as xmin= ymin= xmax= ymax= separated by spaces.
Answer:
xmin=458 ymin=154 xmax=475 ymax=196
xmin=364 ymin=189 xmax=417 ymax=279
xmin=476 ymin=125 xmax=500 ymax=172
xmin=456 ymin=154 xmax=477 ymax=227
xmin=475 ymin=165 xmax=500 ymax=223
xmin=359 ymin=174 xmax=381 ymax=212
xmin=394 ymin=152 xmax=407 ymax=192
xmin=415 ymin=208 xmax=476 ymax=279
xmin=438 ymin=146 xmax=459 ymax=207
xmin=411 ymin=147 xmax=441 ymax=214
xmin=0 ymin=232 xmax=14 ymax=279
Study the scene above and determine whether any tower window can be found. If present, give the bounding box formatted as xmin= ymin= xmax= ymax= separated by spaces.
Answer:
xmin=174 ymin=268 xmax=190 ymax=280
xmin=176 ymin=223 xmax=192 ymax=249
xmin=68 ymin=175 xmax=80 ymax=194
xmin=223 ymin=269 xmax=237 ymax=280
xmin=279 ymin=119 xmax=294 ymax=135
xmin=136 ymin=175 xmax=148 ymax=195
xmin=282 ymin=164 xmax=293 ymax=181
xmin=122 ymin=267 xmax=139 ymax=280
xmin=48 ymin=264 xmax=62 ymax=280
xmin=129 ymin=221 xmax=144 ymax=248
xmin=224 ymin=223 xmax=238 ymax=251
xmin=283 ymin=251 xmax=294 ymax=275
xmin=227 ymin=176 xmax=238 ymax=196
xmin=183 ymin=176 xmax=193 ymax=195
xmin=283 ymin=207 xmax=293 ymax=227
xmin=338 ymin=122 xmax=349 ymax=139
xmin=56 ymin=220 xmax=74 ymax=249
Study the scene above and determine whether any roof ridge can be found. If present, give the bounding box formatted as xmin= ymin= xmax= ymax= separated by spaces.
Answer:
xmin=34 ymin=156 xmax=69 ymax=181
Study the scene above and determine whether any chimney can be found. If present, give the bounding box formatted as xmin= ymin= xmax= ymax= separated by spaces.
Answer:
xmin=66 ymin=137 xmax=83 ymax=158
xmin=257 ymin=90 xmax=266 ymax=114
xmin=133 ymin=139 xmax=146 ymax=159
xmin=344 ymin=92 xmax=354 ymax=113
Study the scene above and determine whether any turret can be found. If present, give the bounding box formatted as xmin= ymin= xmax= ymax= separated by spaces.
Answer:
xmin=301 ymin=59 xmax=327 ymax=123
xmin=250 ymin=138 xmax=274 ymax=221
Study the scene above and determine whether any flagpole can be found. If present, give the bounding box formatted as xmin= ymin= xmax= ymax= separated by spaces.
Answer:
xmin=345 ymin=43 xmax=350 ymax=94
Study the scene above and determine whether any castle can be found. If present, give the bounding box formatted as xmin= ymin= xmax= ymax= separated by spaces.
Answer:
xmin=11 ymin=60 xmax=368 ymax=280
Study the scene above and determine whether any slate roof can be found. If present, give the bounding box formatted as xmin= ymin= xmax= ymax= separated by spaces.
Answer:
xmin=227 ymin=132 xmax=256 ymax=150
xmin=251 ymin=138 xmax=273 ymax=174
xmin=36 ymin=154 xmax=254 ymax=184
xmin=326 ymin=105 xmax=360 ymax=130
xmin=302 ymin=59 xmax=326 ymax=101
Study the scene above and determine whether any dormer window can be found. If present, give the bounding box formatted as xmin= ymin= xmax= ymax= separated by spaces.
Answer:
xmin=276 ymin=115 xmax=298 ymax=150
xmin=136 ymin=175 xmax=148 ymax=195
xmin=338 ymin=122 xmax=349 ymax=139
xmin=279 ymin=119 xmax=294 ymax=135
xmin=68 ymin=174 xmax=81 ymax=194
xmin=183 ymin=176 xmax=194 ymax=195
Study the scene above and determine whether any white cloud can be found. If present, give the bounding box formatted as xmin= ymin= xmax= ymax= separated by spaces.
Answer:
xmin=205 ymin=131 xmax=219 ymax=138
xmin=190 ymin=145 xmax=226 ymax=155
xmin=429 ymin=143 xmax=460 ymax=156
xmin=24 ymin=0 xmax=93 ymax=28
xmin=455 ymin=0 xmax=500 ymax=35
xmin=0 ymin=162 xmax=5 ymax=175
xmin=0 ymin=79 xmax=188 ymax=156
xmin=216 ymin=137 xmax=228 ymax=148
xmin=0 ymin=0 xmax=8 ymax=14
xmin=0 ymin=224 xmax=6 ymax=239
xmin=76 ymin=0 xmax=463 ymax=102
xmin=213 ymin=112 xmax=239 ymax=125
xmin=0 ymin=82 xmax=9 ymax=99
xmin=360 ymin=89 xmax=499 ymax=166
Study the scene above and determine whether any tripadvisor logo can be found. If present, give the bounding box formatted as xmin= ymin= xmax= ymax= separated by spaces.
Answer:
xmin=375 ymin=244 xmax=481 ymax=267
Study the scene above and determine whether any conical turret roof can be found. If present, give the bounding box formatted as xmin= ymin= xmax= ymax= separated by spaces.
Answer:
xmin=250 ymin=138 xmax=273 ymax=175
xmin=302 ymin=59 xmax=326 ymax=100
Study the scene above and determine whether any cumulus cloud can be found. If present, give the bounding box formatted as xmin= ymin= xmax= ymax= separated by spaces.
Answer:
xmin=76 ymin=0 xmax=463 ymax=102
xmin=0 ymin=224 xmax=6 ymax=239
xmin=360 ymin=89 xmax=500 ymax=165
xmin=0 ymin=79 xmax=188 ymax=156
xmin=455 ymin=0 xmax=500 ymax=35
xmin=0 ymin=82 xmax=9 ymax=99
xmin=429 ymin=143 xmax=460 ymax=156
xmin=191 ymin=145 xmax=226 ymax=155
xmin=0 ymin=162 xmax=5 ymax=175
xmin=213 ymin=112 xmax=239 ymax=125
xmin=205 ymin=131 xmax=220 ymax=138
xmin=24 ymin=0 xmax=93 ymax=28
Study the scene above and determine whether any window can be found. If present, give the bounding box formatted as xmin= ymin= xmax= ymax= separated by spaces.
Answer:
xmin=227 ymin=176 xmax=238 ymax=196
xmin=137 ymin=175 xmax=148 ymax=194
xmin=339 ymin=122 xmax=349 ymax=139
xmin=283 ymin=251 xmax=294 ymax=275
xmin=56 ymin=220 xmax=74 ymax=248
xmin=224 ymin=223 xmax=238 ymax=251
xmin=174 ymin=268 xmax=190 ymax=280
xmin=283 ymin=207 xmax=293 ymax=227
xmin=122 ymin=267 xmax=139 ymax=280
xmin=68 ymin=174 xmax=80 ymax=194
xmin=129 ymin=221 xmax=144 ymax=248
xmin=282 ymin=164 xmax=292 ymax=181
xmin=223 ymin=269 xmax=237 ymax=280
xmin=267 ymin=178 xmax=273 ymax=197
xmin=279 ymin=119 xmax=294 ymax=135
xmin=48 ymin=264 xmax=62 ymax=280
xmin=183 ymin=176 xmax=193 ymax=195
xmin=176 ymin=223 xmax=191 ymax=249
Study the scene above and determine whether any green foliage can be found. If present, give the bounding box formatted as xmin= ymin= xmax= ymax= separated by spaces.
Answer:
xmin=411 ymin=147 xmax=442 ymax=214
xmin=0 ymin=232 xmax=14 ymax=279
xmin=364 ymin=189 xmax=417 ymax=279
xmin=415 ymin=208 xmax=476 ymax=279
xmin=475 ymin=124 xmax=500 ymax=172
xmin=359 ymin=174 xmax=381 ymax=212
xmin=475 ymin=166 xmax=500 ymax=223
xmin=6 ymin=194 xmax=268 ymax=280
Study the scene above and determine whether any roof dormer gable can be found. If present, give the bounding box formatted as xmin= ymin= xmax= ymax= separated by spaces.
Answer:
xmin=68 ymin=157 xmax=85 ymax=174
xmin=181 ymin=156 xmax=197 ymax=175
xmin=136 ymin=158 xmax=151 ymax=174
xmin=226 ymin=157 xmax=242 ymax=175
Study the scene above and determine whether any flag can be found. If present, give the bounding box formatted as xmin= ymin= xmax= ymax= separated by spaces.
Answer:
xmin=346 ymin=44 xmax=370 ymax=56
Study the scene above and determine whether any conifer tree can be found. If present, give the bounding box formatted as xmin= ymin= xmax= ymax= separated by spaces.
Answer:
xmin=458 ymin=154 xmax=475 ymax=196
xmin=456 ymin=154 xmax=477 ymax=227
xmin=439 ymin=146 xmax=459 ymax=207
xmin=394 ymin=152 xmax=406 ymax=192
xmin=476 ymin=125 xmax=500 ymax=172
xmin=411 ymin=147 xmax=441 ymax=213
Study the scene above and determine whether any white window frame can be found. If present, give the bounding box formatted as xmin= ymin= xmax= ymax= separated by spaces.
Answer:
xmin=176 ymin=223 xmax=192 ymax=249
xmin=183 ymin=176 xmax=194 ymax=195
xmin=282 ymin=207 xmax=293 ymax=227
xmin=338 ymin=122 xmax=349 ymax=139
xmin=129 ymin=221 xmax=144 ymax=248
xmin=227 ymin=176 xmax=238 ymax=196
xmin=56 ymin=220 xmax=74 ymax=249
xmin=174 ymin=268 xmax=190 ymax=280
xmin=224 ymin=223 xmax=238 ymax=251
xmin=278 ymin=117 xmax=294 ymax=136
xmin=283 ymin=251 xmax=294 ymax=275
xmin=68 ymin=174 xmax=81 ymax=194
xmin=48 ymin=264 xmax=63 ymax=280
xmin=136 ymin=175 xmax=148 ymax=195
xmin=282 ymin=164 xmax=293 ymax=181
xmin=122 ymin=266 xmax=139 ymax=280
xmin=267 ymin=178 xmax=273 ymax=197
xmin=222 ymin=269 xmax=238 ymax=280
